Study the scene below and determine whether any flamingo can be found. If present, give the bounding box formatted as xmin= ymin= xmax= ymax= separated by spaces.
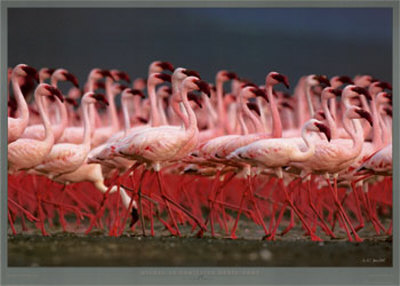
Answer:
xmin=20 ymin=69 xmax=79 ymax=141
xmin=115 ymin=76 xmax=210 ymax=236
xmin=8 ymin=84 xmax=63 ymax=173
xmin=8 ymin=64 xmax=39 ymax=144
xmin=227 ymin=119 xmax=332 ymax=240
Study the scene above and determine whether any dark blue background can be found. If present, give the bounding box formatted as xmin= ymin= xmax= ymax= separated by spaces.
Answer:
xmin=8 ymin=8 xmax=392 ymax=90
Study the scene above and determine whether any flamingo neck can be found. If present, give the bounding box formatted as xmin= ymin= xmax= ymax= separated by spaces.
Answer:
xmin=11 ymin=74 xmax=29 ymax=123
xmin=148 ymin=81 xmax=161 ymax=127
xmin=240 ymin=97 xmax=263 ymax=133
xmin=370 ymin=95 xmax=383 ymax=148
xmin=180 ymin=86 xmax=198 ymax=135
xmin=203 ymin=93 xmax=216 ymax=129
xmin=266 ymin=85 xmax=282 ymax=138
xmin=322 ymin=97 xmax=337 ymax=139
xmin=171 ymin=100 xmax=189 ymax=128
xmin=35 ymin=92 xmax=53 ymax=144
xmin=121 ymin=96 xmax=131 ymax=134
xmin=50 ymin=78 xmax=68 ymax=138
xmin=305 ymin=82 xmax=315 ymax=118
xmin=292 ymin=125 xmax=316 ymax=161
xmin=343 ymin=112 xmax=363 ymax=153
xmin=157 ymin=95 xmax=169 ymax=126
xmin=105 ymin=78 xmax=119 ymax=131
xmin=256 ymin=97 xmax=268 ymax=133
xmin=82 ymin=101 xmax=92 ymax=147
xmin=216 ymin=79 xmax=228 ymax=132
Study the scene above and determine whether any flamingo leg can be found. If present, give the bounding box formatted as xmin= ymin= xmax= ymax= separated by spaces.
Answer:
xmin=247 ymin=174 xmax=269 ymax=236
xmin=8 ymin=208 xmax=17 ymax=235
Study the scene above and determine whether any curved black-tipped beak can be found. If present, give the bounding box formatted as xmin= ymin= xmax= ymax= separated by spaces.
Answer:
xmin=281 ymin=102 xmax=294 ymax=110
xmin=338 ymin=75 xmax=354 ymax=85
xmin=187 ymin=92 xmax=202 ymax=108
xmin=46 ymin=68 xmax=56 ymax=75
xmin=65 ymin=98 xmax=79 ymax=107
xmin=377 ymin=81 xmax=392 ymax=91
xmin=127 ymin=88 xmax=145 ymax=98
xmin=247 ymin=102 xmax=261 ymax=116
xmin=355 ymin=109 xmax=373 ymax=126
xmin=155 ymin=73 xmax=172 ymax=83
xmin=225 ymin=71 xmax=238 ymax=80
xmin=314 ymin=75 xmax=330 ymax=87
xmin=273 ymin=73 xmax=290 ymax=88
xmin=22 ymin=65 xmax=39 ymax=82
xmin=136 ymin=116 xmax=149 ymax=124
xmin=352 ymin=86 xmax=372 ymax=100
xmin=64 ymin=72 xmax=80 ymax=88
xmin=183 ymin=69 xmax=201 ymax=79
xmin=194 ymin=80 xmax=211 ymax=97
xmin=158 ymin=61 xmax=175 ymax=72
xmin=117 ymin=71 xmax=131 ymax=83
xmin=332 ymin=88 xmax=343 ymax=97
xmin=45 ymin=85 xmax=64 ymax=102
xmin=92 ymin=93 xmax=109 ymax=106
xmin=315 ymin=122 xmax=331 ymax=142
xmin=100 ymin=70 xmax=114 ymax=80
xmin=250 ymin=87 xmax=269 ymax=102
xmin=384 ymin=107 xmax=392 ymax=117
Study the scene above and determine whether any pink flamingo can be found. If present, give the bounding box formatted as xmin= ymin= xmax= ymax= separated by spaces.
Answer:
xmin=20 ymin=69 xmax=79 ymax=141
xmin=115 ymin=76 xmax=210 ymax=236
xmin=8 ymin=84 xmax=62 ymax=173
xmin=8 ymin=64 xmax=39 ymax=144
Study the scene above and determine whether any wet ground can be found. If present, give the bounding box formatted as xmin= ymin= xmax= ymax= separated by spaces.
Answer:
xmin=8 ymin=220 xmax=392 ymax=267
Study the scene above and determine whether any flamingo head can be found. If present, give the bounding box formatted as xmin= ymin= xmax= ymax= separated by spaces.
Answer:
xmin=330 ymin=75 xmax=353 ymax=88
xmin=91 ymin=93 xmax=109 ymax=106
xmin=314 ymin=110 xmax=326 ymax=121
xmin=65 ymin=98 xmax=79 ymax=107
xmin=39 ymin=68 xmax=55 ymax=81
xmin=369 ymin=81 xmax=392 ymax=96
xmin=250 ymin=86 xmax=269 ymax=102
xmin=217 ymin=70 xmax=238 ymax=82
xmin=90 ymin=69 xmax=114 ymax=80
xmin=353 ymin=75 xmax=375 ymax=88
xmin=41 ymin=84 xmax=64 ymax=102
xmin=268 ymin=72 xmax=290 ymax=88
xmin=16 ymin=64 xmax=39 ymax=82
xmin=383 ymin=106 xmax=392 ymax=117
xmin=321 ymin=87 xmax=342 ymax=100
xmin=111 ymin=70 xmax=131 ymax=83
xmin=246 ymin=102 xmax=261 ymax=116
xmin=157 ymin=86 xmax=172 ymax=98
xmin=351 ymin=86 xmax=372 ymax=100
xmin=151 ymin=73 xmax=172 ymax=85
xmin=187 ymin=92 xmax=203 ymax=108
xmin=280 ymin=101 xmax=294 ymax=111
xmin=52 ymin=69 xmax=80 ymax=88
xmin=376 ymin=92 xmax=392 ymax=106
xmin=150 ymin=61 xmax=174 ymax=73
xmin=312 ymin=120 xmax=331 ymax=142
xmin=123 ymin=88 xmax=145 ymax=99
xmin=309 ymin=74 xmax=330 ymax=88
xmin=347 ymin=107 xmax=373 ymax=126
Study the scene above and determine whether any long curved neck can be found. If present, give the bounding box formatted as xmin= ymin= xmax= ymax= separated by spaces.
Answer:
xmin=171 ymin=99 xmax=189 ymax=128
xmin=35 ymin=93 xmax=53 ymax=143
xmin=240 ymin=98 xmax=263 ymax=133
xmin=343 ymin=113 xmax=363 ymax=152
xmin=50 ymin=78 xmax=68 ymax=134
xmin=105 ymin=78 xmax=119 ymax=131
xmin=370 ymin=95 xmax=383 ymax=148
xmin=322 ymin=97 xmax=338 ymax=139
xmin=216 ymin=78 xmax=228 ymax=132
xmin=11 ymin=73 xmax=29 ymax=123
xmin=256 ymin=97 xmax=268 ymax=132
xmin=148 ymin=81 xmax=161 ymax=127
xmin=292 ymin=126 xmax=316 ymax=161
xmin=305 ymin=82 xmax=315 ymax=118
xmin=266 ymin=85 xmax=282 ymax=138
xmin=203 ymin=93 xmax=216 ymax=129
xmin=157 ymin=95 xmax=169 ymax=126
xmin=180 ymin=87 xmax=198 ymax=135
xmin=121 ymin=96 xmax=131 ymax=134
xmin=82 ymin=101 xmax=92 ymax=147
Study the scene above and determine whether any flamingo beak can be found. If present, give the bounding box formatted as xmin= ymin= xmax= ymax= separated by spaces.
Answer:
xmin=314 ymin=75 xmax=330 ymax=87
xmin=183 ymin=69 xmax=201 ymax=79
xmin=355 ymin=109 xmax=373 ymax=126
xmin=376 ymin=81 xmax=392 ymax=91
xmin=281 ymin=102 xmax=294 ymax=110
xmin=246 ymin=102 xmax=261 ymax=116
xmin=65 ymin=98 xmax=79 ymax=107
xmin=64 ymin=72 xmax=80 ymax=88
xmin=155 ymin=73 xmax=172 ymax=83
xmin=315 ymin=122 xmax=331 ymax=142
xmin=250 ymin=87 xmax=269 ymax=102
xmin=225 ymin=72 xmax=238 ymax=80
xmin=332 ymin=88 xmax=343 ymax=97
xmin=384 ymin=107 xmax=392 ymax=117
xmin=352 ymin=86 xmax=372 ymax=100
xmin=100 ymin=70 xmax=114 ymax=80
xmin=187 ymin=92 xmax=203 ymax=108
xmin=158 ymin=62 xmax=175 ymax=72
xmin=92 ymin=93 xmax=109 ymax=106
xmin=118 ymin=71 xmax=131 ymax=83
xmin=45 ymin=85 xmax=64 ymax=102
xmin=128 ymin=88 xmax=145 ymax=98
xmin=338 ymin=75 xmax=354 ymax=84
xmin=273 ymin=73 xmax=290 ymax=88
xmin=194 ymin=80 xmax=211 ymax=97
xmin=22 ymin=65 xmax=39 ymax=82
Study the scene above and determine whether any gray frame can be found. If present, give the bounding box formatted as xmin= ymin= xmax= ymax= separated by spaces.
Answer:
xmin=1 ymin=0 xmax=399 ymax=285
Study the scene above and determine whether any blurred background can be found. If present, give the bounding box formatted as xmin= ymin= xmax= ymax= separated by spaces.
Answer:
xmin=8 ymin=8 xmax=392 ymax=91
